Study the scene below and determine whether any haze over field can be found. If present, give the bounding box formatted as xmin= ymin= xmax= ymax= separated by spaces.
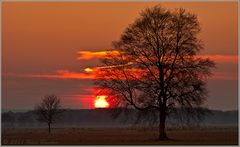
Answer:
xmin=2 ymin=109 xmax=238 ymax=128
xmin=2 ymin=2 xmax=238 ymax=111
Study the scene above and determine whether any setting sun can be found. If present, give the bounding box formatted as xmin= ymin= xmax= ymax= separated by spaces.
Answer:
xmin=94 ymin=95 xmax=109 ymax=108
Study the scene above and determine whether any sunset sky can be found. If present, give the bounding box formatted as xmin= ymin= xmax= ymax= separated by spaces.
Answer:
xmin=2 ymin=2 xmax=238 ymax=110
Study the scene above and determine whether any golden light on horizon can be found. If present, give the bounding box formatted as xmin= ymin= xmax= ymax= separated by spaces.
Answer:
xmin=94 ymin=95 xmax=109 ymax=108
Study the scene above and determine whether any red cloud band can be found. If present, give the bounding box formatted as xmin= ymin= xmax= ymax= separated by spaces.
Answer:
xmin=77 ymin=50 xmax=238 ymax=63
xmin=30 ymin=70 xmax=94 ymax=79
xmin=4 ymin=70 xmax=93 ymax=80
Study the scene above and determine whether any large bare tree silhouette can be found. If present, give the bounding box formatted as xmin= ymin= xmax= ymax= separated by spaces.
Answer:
xmin=95 ymin=5 xmax=214 ymax=140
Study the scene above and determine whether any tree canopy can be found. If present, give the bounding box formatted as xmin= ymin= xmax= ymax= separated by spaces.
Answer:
xmin=95 ymin=5 xmax=215 ymax=140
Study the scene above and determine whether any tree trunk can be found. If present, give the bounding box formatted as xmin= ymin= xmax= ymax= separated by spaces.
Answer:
xmin=158 ymin=108 xmax=168 ymax=140
xmin=48 ymin=123 xmax=51 ymax=134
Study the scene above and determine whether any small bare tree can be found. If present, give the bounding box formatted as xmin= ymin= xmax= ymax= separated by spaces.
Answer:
xmin=35 ymin=94 xmax=62 ymax=134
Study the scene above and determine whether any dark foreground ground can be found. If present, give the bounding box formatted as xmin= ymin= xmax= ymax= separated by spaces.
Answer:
xmin=1 ymin=127 xmax=238 ymax=145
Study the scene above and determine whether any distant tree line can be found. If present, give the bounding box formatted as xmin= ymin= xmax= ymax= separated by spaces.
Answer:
xmin=2 ymin=108 xmax=238 ymax=129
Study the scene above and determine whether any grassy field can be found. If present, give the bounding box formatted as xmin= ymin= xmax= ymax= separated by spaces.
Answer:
xmin=1 ymin=127 xmax=238 ymax=145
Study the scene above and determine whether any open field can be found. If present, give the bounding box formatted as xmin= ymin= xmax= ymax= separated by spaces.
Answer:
xmin=1 ymin=127 xmax=238 ymax=145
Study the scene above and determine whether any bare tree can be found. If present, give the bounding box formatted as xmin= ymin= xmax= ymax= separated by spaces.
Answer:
xmin=95 ymin=5 xmax=215 ymax=140
xmin=35 ymin=94 xmax=62 ymax=134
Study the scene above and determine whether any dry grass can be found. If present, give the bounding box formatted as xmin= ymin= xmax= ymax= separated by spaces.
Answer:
xmin=2 ymin=127 xmax=238 ymax=145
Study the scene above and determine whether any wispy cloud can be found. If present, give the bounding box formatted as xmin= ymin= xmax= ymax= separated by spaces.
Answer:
xmin=83 ymin=62 xmax=134 ymax=73
xmin=4 ymin=62 xmax=237 ymax=81
xmin=77 ymin=50 xmax=238 ymax=64
xmin=4 ymin=70 xmax=94 ymax=80
xmin=197 ymin=55 xmax=238 ymax=63
xmin=30 ymin=70 xmax=94 ymax=79
xmin=5 ymin=71 xmax=237 ymax=81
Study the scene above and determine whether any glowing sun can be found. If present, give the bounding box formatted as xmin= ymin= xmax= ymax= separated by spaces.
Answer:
xmin=94 ymin=95 xmax=109 ymax=108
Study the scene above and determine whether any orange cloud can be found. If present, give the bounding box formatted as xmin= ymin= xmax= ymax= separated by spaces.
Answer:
xmin=77 ymin=50 xmax=119 ymax=60
xmin=77 ymin=51 xmax=107 ymax=60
